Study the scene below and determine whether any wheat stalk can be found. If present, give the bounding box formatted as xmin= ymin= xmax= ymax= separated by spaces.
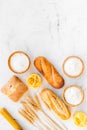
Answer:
xmin=18 ymin=109 xmax=42 ymax=130
xmin=42 ymin=97 xmax=68 ymax=130
xmin=19 ymin=101 xmax=50 ymax=130
xmin=25 ymin=95 xmax=63 ymax=130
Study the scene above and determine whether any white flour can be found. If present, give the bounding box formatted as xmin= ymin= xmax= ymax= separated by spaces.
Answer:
xmin=64 ymin=57 xmax=83 ymax=76
xmin=65 ymin=87 xmax=83 ymax=105
xmin=10 ymin=53 xmax=29 ymax=73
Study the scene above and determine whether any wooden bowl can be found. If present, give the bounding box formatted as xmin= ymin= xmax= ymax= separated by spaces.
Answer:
xmin=62 ymin=56 xmax=84 ymax=78
xmin=62 ymin=85 xmax=84 ymax=107
xmin=8 ymin=51 xmax=30 ymax=74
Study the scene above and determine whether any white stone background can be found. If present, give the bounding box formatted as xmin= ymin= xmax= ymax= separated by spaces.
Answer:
xmin=0 ymin=0 xmax=87 ymax=130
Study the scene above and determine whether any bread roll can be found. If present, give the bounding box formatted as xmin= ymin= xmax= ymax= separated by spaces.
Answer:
xmin=1 ymin=76 xmax=28 ymax=102
xmin=34 ymin=56 xmax=64 ymax=89
xmin=40 ymin=88 xmax=71 ymax=120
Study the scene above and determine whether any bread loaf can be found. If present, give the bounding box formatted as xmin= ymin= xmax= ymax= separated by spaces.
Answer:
xmin=34 ymin=56 xmax=64 ymax=88
xmin=40 ymin=88 xmax=71 ymax=120
xmin=1 ymin=76 xmax=28 ymax=102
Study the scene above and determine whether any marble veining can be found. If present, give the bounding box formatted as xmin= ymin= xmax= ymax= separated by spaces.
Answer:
xmin=0 ymin=0 xmax=87 ymax=130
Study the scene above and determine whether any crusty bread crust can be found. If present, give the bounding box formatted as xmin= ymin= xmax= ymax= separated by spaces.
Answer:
xmin=1 ymin=76 xmax=28 ymax=102
xmin=40 ymin=88 xmax=71 ymax=120
xmin=34 ymin=56 xmax=64 ymax=89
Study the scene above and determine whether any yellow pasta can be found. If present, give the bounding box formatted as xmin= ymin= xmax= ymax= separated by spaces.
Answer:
xmin=0 ymin=108 xmax=22 ymax=130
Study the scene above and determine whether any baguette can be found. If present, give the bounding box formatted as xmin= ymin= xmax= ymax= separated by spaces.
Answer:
xmin=40 ymin=88 xmax=71 ymax=120
xmin=34 ymin=56 xmax=64 ymax=89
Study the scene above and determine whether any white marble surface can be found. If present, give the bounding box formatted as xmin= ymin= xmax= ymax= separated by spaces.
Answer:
xmin=0 ymin=0 xmax=87 ymax=130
